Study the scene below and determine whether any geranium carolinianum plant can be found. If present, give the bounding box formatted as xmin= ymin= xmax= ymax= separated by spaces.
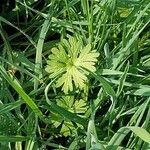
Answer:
xmin=45 ymin=36 xmax=99 ymax=93
xmin=50 ymin=96 xmax=88 ymax=136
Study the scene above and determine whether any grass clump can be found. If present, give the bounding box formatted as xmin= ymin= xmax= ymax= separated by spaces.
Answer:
xmin=0 ymin=0 xmax=150 ymax=149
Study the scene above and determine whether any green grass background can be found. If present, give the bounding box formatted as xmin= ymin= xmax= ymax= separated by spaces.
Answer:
xmin=0 ymin=0 xmax=150 ymax=149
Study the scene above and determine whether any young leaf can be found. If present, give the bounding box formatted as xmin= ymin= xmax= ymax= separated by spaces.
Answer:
xmin=45 ymin=36 xmax=99 ymax=93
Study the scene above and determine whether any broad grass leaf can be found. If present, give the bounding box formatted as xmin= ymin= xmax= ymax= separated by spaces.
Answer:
xmin=109 ymin=126 xmax=150 ymax=146
xmin=129 ymin=127 xmax=150 ymax=144
xmin=91 ymin=71 xmax=116 ymax=99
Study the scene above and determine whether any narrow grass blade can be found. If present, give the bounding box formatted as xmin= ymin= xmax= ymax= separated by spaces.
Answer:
xmin=0 ymin=65 xmax=46 ymax=123
xmin=0 ymin=100 xmax=23 ymax=114
xmin=112 ymin=20 xmax=150 ymax=69
xmin=98 ymin=69 xmax=143 ymax=77
xmin=126 ymin=2 xmax=150 ymax=37
xmin=34 ymin=1 xmax=55 ymax=89
xmin=129 ymin=127 xmax=150 ymax=144
xmin=68 ymin=138 xmax=78 ymax=150
xmin=109 ymin=126 xmax=150 ymax=146
xmin=0 ymin=16 xmax=36 ymax=47
xmin=0 ymin=135 xmax=29 ymax=142
xmin=92 ymin=71 xmax=116 ymax=99
xmin=86 ymin=101 xmax=105 ymax=150
xmin=89 ymin=143 xmax=106 ymax=150
xmin=108 ymin=127 xmax=131 ymax=146
xmin=116 ymin=62 xmax=129 ymax=96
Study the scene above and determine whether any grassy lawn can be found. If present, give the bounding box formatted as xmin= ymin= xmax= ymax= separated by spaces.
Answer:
xmin=0 ymin=0 xmax=150 ymax=149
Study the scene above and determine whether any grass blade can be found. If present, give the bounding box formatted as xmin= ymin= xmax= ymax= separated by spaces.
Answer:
xmin=0 ymin=65 xmax=47 ymax=123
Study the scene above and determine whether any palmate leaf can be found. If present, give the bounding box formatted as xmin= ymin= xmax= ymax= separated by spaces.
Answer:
xmin=45 ymin=36 xmax=99 ymax=93
xmin=51 ymin=96 xmax=88 ymax=136
xmin=56 ymin=66 xmax=87 ymax=94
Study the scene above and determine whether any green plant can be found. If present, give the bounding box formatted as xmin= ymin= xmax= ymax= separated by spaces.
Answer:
xmin=45 ymin=36 xmax=99 ymax=93
xmin=51 ymin=96 xmax=88 ymax=136
xmin=0 ymin=0 xmax=150 ymax=149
